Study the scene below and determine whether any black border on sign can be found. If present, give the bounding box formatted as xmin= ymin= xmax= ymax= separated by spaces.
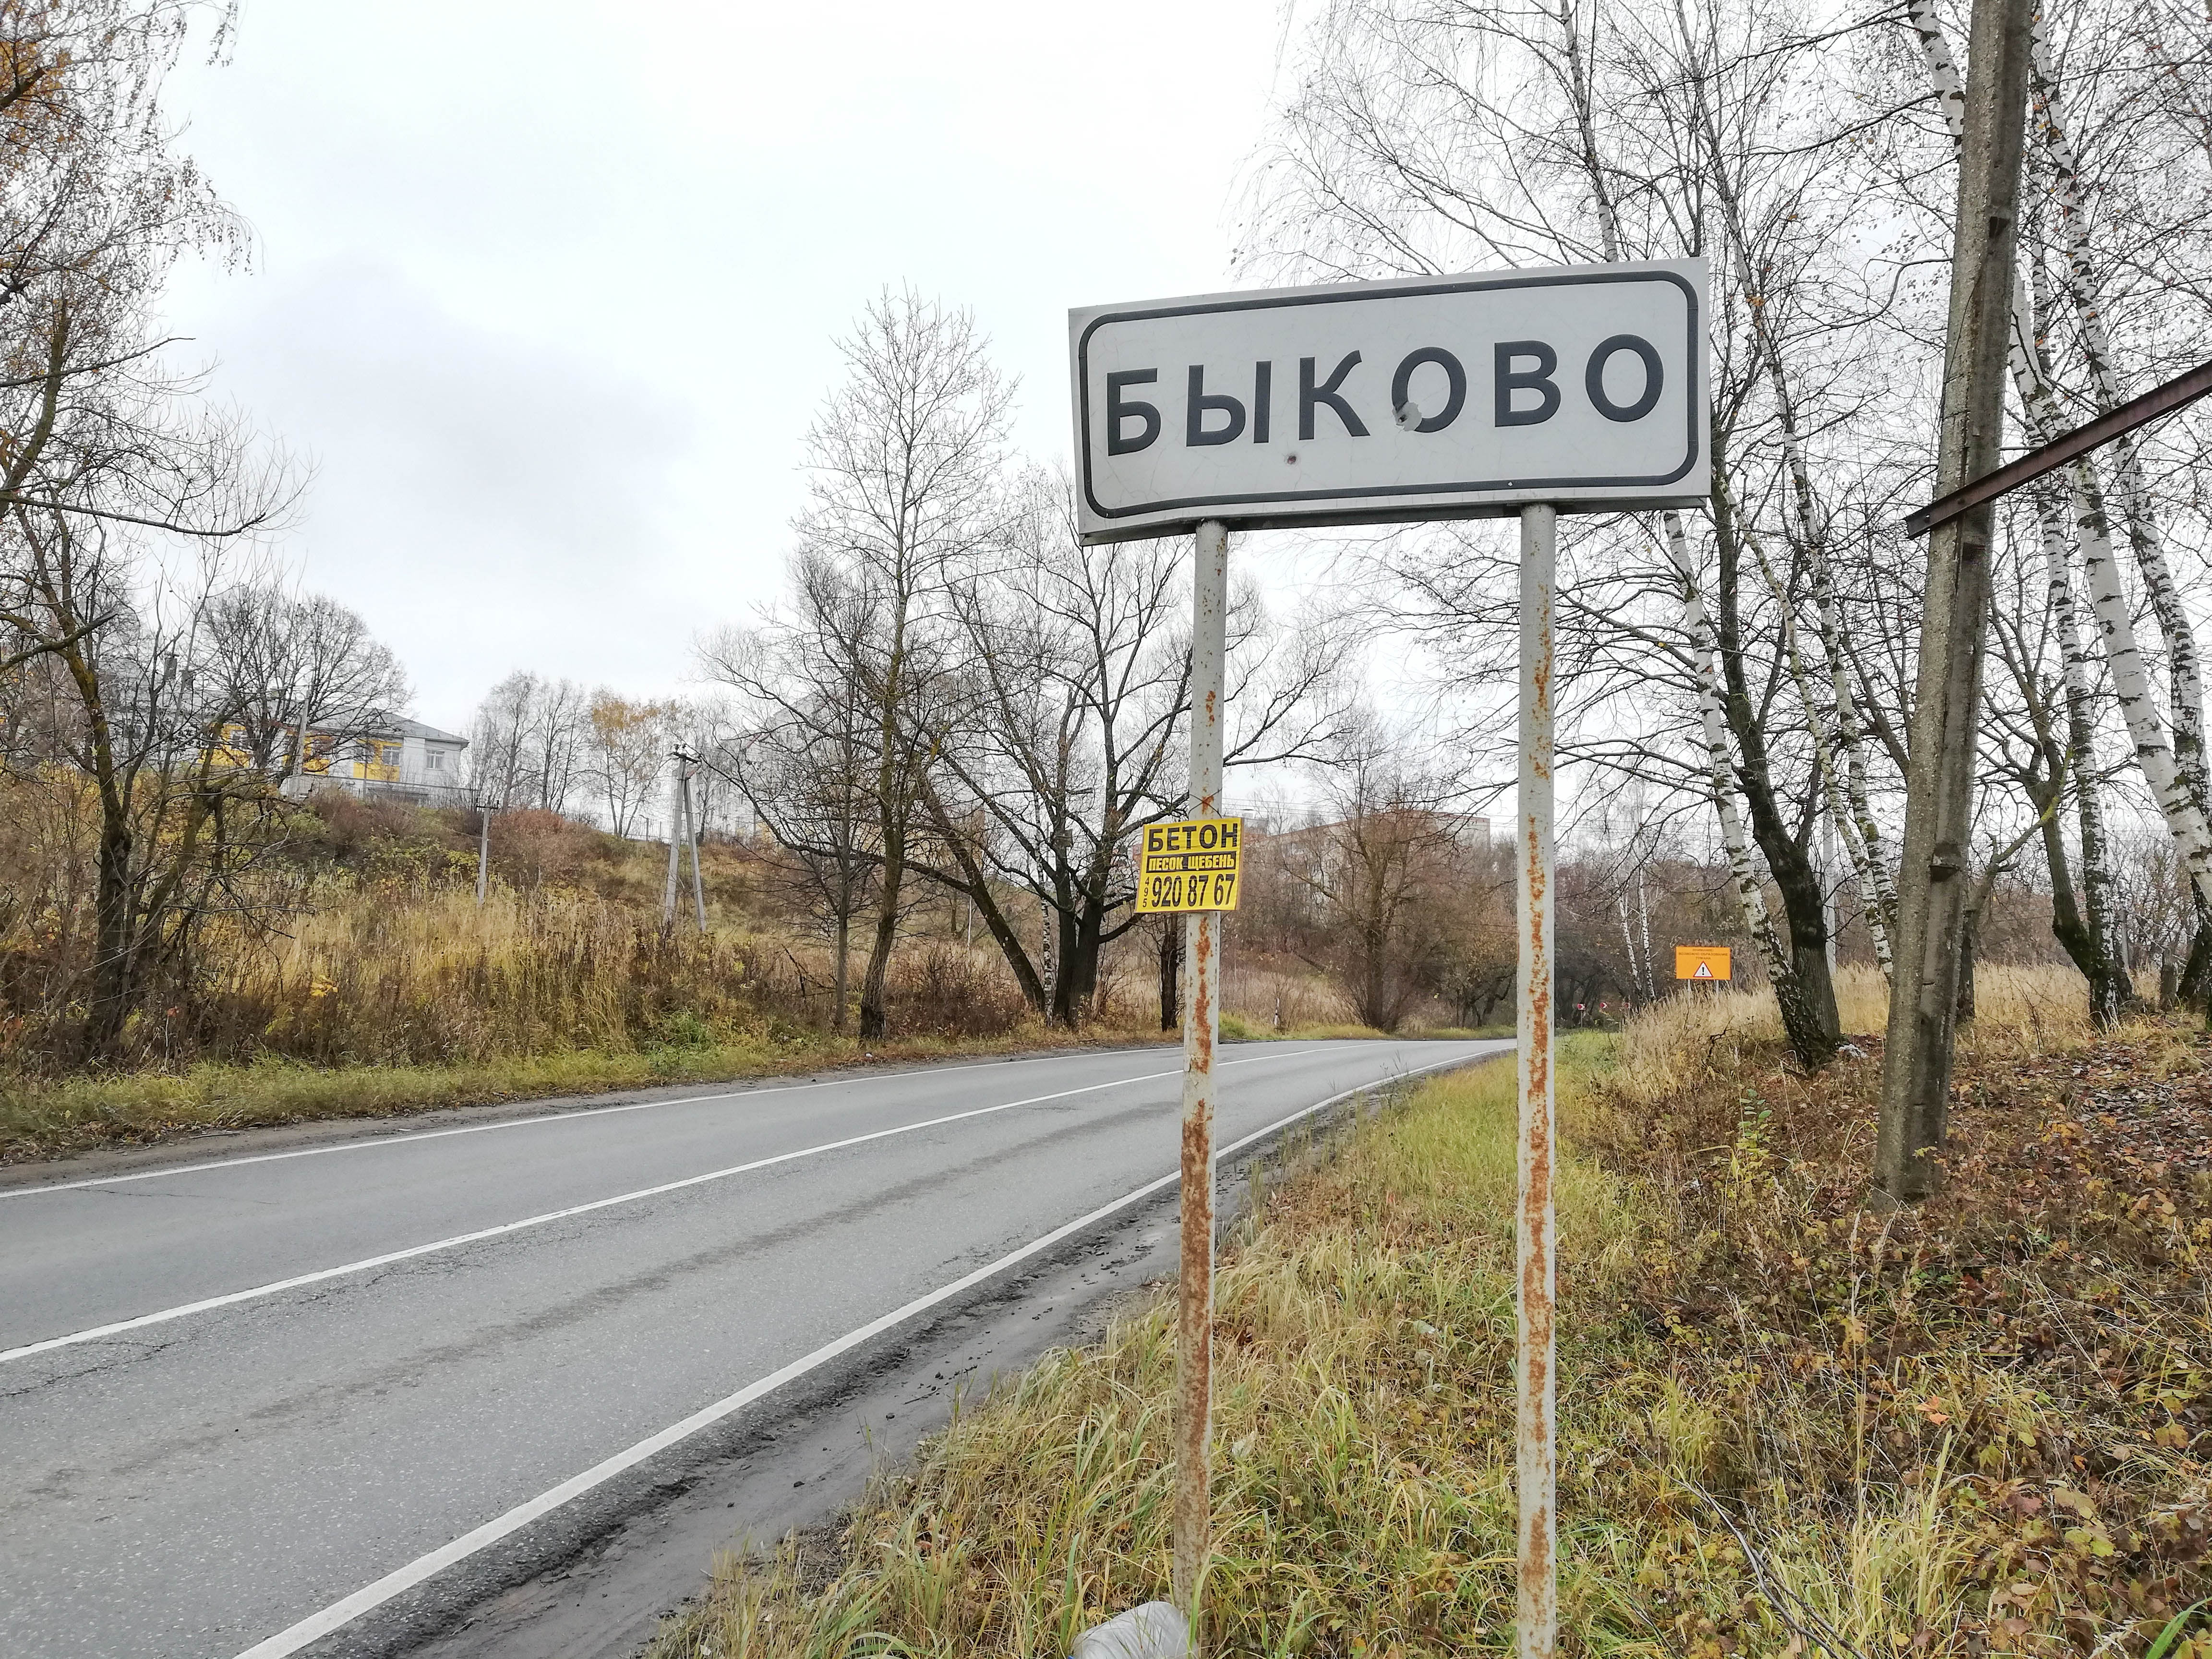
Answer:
xmin=1075 ymin=270 xmax=1702 ymax=525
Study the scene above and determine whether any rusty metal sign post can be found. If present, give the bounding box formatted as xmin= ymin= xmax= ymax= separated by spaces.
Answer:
xmin=1172 ymin=517 xmax=1230 ymax=1625
xmin=1516 ymin=505 xmax=1559 ymax=1659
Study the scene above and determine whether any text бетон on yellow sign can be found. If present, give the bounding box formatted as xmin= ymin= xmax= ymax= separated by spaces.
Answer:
xmin=1134 ymin=817 xmax=1243 ymax=914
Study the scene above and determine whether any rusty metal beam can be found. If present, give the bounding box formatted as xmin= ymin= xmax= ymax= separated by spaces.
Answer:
xmin=1172 ymin=517 xmax=1229 ymax=1636
xmin=1902 ymin=355 xmax=2212 ymax=537
xmin=1516 ymin=504 xmax=1558 ymax=1659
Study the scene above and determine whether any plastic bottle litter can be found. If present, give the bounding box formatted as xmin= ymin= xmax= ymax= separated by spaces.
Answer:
xmin=1065 ymin=1600 xmax=1192 ymax=1659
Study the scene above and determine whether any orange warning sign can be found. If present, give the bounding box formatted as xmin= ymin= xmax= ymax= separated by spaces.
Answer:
xmin=1674 ymin=945 xmax=1731 ymax=981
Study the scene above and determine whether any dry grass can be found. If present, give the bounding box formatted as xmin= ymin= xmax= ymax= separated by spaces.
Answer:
xmin=0 ymin=788 xmax=1047 ymax=1078
xmin=1223 ymin=966 xmax=1362 ymax=1035
xmin=644 ymin=968 xmax=2212 ymax=1659
xmin=645 ymin=1047 xmax=1611 ymax=1659
xmin=1611 ymin=962 xmax=2094 ymax=1113
xmin=171 ymin=886 xmax=1044 ymax=1070
xmin=0 ymin=878 xmax=1130 ymax=1161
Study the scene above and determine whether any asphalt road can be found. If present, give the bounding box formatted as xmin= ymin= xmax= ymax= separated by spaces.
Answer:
xmin=0 ymin=1036 xmax=1505 ymax=1658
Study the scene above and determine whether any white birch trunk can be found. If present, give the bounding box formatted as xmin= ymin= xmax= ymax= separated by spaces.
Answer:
xmin=1617 ymin=891 xmax=1643 ymax=1005
xmin=2060 ymin=460 xmax=2212 ymax=904
xmin=1563 ymin=5 xmax=1791 ymax=990
xmin=1637 ymin=869 xmax=1656 ymax=1002
xmin=2030 ymin=17 xmax=2210 ymax=817
xmin=1664 ymin=512 xmax=1796 ymax=986
xmin=1748 ymin=532 xmax=1896 ymax=980
xmin=2012 ymin=288 xmax=2212 ymax=908
xmin=1908 ymin=0 xmax=1968 ymax=142
xmin=2037 ymin=490 xmax=2123 ymax=1021
xmin=1671 ymin=4 xmax=1894 ymax=998
xmin=1759 ymin=381 xmax=1900 ymax=951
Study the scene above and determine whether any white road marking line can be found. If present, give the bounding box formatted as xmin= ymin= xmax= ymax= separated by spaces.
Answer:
xmin=0 ymin=1049 xmax=1327 ymax=1365
xmin=0 ymin=1046 xmax=1178 ymax=1201
xmin=228 ymin=1047 xmax=1500 ymax=1659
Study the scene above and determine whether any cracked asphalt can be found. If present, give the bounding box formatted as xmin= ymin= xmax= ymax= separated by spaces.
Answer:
xmin=0 ymin=1036 xmax=1504 ymax=1658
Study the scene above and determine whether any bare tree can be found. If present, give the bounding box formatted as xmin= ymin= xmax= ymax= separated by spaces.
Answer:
xmin=468 ymin=671 xmax=588 ymax=813
xmin=0 ymin=2 xmax=300 ymax=1058
xmin=1278 ymin=717 xmax=1483 ymax=1032
xmin=198 ymin=584 xmax=407 ymax=778
xmin=778 ymin=289 xmax=1013 ymax=1038
xmin=698 ymin=617 xmax=879 ymax=1030
xmin=585 ymin=690 xmax=669 ymax=837
xmin=1241 ymin=0 xmax=1905 ymax=1067
xmin=914 ymin=469 xmax=1352 ymax=1026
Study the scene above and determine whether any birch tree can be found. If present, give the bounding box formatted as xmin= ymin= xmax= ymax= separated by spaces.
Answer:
xmin=1901 ymin=0 xmax=2159 ymax=1019
xmin=585 ymin=691 xmax=669 ymax=838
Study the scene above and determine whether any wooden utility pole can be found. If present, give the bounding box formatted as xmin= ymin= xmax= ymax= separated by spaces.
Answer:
xmin=1877 ymin=0 xmax=2036 ymax=1201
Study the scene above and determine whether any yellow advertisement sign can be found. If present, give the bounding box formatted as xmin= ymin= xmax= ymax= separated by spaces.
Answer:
xmin=1135 ymin=816 xmax=1243 ymax=914
xmin=1675 ymin=945 xmax=1731 ymax=982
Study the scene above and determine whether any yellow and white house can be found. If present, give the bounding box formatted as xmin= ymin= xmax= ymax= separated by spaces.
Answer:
xmin=216 ymin=715 xmax=471 ymax=806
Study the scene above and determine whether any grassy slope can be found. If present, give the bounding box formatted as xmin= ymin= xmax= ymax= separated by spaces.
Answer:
xmin=646 ymin=977 xmax=2212 ymax=1658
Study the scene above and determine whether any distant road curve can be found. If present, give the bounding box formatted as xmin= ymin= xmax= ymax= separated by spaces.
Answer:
xmin=0 ymin=1036 xmax=1506 ymax=1658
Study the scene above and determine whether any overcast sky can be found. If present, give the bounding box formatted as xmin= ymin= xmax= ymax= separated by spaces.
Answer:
xmin=160 ymin=0 xmax=1303 ymax=734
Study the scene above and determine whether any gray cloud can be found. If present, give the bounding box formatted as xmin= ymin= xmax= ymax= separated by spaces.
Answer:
xmin=184 ymin=258 xmax=699 ymax=725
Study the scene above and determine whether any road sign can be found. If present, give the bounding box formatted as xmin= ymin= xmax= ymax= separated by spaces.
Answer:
xmin=1134 ymin=816 xmax=1242 ymax=914
xmin=1077 ymin=258 xmax=1713 ymax=1654
xmin=1069 ymin=259 xmax=1709 ymax=543
xmin=1675 ymin=945 xmax=1732 ymax=981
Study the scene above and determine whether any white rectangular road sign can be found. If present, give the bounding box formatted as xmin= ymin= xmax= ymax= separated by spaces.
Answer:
xmin=1069 ymin=259 xmax=1708 ymax=543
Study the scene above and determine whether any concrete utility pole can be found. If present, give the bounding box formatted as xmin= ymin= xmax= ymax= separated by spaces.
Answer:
xmin=1878 ymin=0 xmax=2036 ymax=1201
xmin=475 ymin=803 xmax=491 ymax=908
xmin=1172 ymin=517 xmax=1228 ymax=1630
xmin=1516 ymin=504 xmax=1559 ymax=1659
xmin=661 ymin=755 xmax=684 ymax=930
xmin=679 ymin=758 xmax=708 ymax=933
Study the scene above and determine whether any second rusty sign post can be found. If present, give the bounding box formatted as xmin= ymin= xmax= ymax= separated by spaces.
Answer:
xmin=1516 ymin=504 xmax=1559 ymax=1659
